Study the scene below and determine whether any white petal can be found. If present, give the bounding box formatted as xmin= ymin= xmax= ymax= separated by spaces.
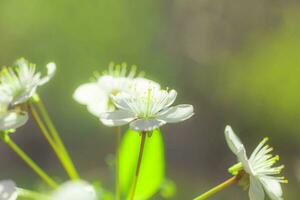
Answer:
xmin=249 ymin=176 xmax=265 ymax=200
xmin=130 ymin=119 xmax=166 ymax=131
xmin=157 ymin=104 xmax=194 ymax=123
xmin=260 ymin=177 xmax=283 ymax=200
xmin=164 ymin=90 xmax=177 ymax=108
xmin=97 ymin=75 xmax=130 ymax=94
xmin=111 ymin=93 xmax=132 ymax=111
xmin=0 ymin=111 xmax=28 ymax=130
xmin=130 ymin=78 xmax=160 ymax=94
xmin=236 ymin=148 xmax=253 ymax=175
xmin=12 ymin=85 xmax=37 ymax=105
xmin=224 ymin=125 xmax=245 ymax=155
xmin=38 ymin=62 xmax=56 ymax=85
xmin=51 ymin=181 xmax=97 ymax=200
xmin=73 ymin=83 xmax=110 ymax=116
xmin=0 ymin=88 xmax=12 ymax=104
xmin=0 ymin=180 xmax=18 ymax=200
xmin=100 ymin=110 xmax=136 ymax=127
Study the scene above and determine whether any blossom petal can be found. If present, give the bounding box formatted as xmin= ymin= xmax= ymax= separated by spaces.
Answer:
xmin=236 ymin=148 xmax=253 ymax=175
xmin=130 ymin=119 xmax=166 ymax=131
xmin=157 ymin=104 xmax=194 ymax=123
xmin=260 ymin=177 xmax=283 ymax=200
xmin=0 ymin=180 xmax=18 ymax=200
xmin=100 ymin=110 xmax=136 ymax=127
xmin=51 ymin=181 xmax=97 ymax=200
xmin=130 ymin=78 xmax=160 ymax=94
xmin=224 ymin=125 xmax=244 ymax=155
xmin=249 ymin=176 xmax=265 ymax=200
xmin=164 ymin=90 xmax=177 ymax=108
xmin=112 ymin=93 xmax=132 ymax=111
xmin=38 ymin=62 xmax=57 ymax=85
xmin=12 ymin=85 xmax=37 ymax=105
xmin=0 ymin=111 xmax=28 ymax=130
xmin=0 ymin=88 xmax=12 ymax=104
xmin=73 ymin=83 xmax=109 ymax=116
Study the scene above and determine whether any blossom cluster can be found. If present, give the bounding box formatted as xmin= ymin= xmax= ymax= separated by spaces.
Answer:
xmin=74 ymin=62 xmax=194 ymax=132
xmin=0 ymin=58 xmax=55 ymax=132
xmin=0 ymin=58 xmax=287 ymax=200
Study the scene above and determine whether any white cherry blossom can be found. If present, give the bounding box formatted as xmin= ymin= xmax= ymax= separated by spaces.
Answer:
xmin=100 ymin=82 xmax=194 ymax=131
xmin=0 ymin=58 xmax=56 ymax=105
xmin=73 ymin=63 xmax=159 ymax=116
xmin=225 ymin=126 xmax=287 ymax=200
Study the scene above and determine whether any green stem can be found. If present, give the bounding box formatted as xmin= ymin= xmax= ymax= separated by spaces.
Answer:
xmin=29 ymin=104 xmax=77 ymax=180
xmin=193 ymin=171 xmax=245 ymax=200
xmin=129 ymin=132 xmax=147 ymax=200
xmin=17 ymin=188 xmax=50 ymax=200
xmin=115 ymin=127 xmax=121 ymax=200
xmin=5 ymin=137 xmax=58 ymax=188
xmin=34 ymin=96 xmax=79 ymax=180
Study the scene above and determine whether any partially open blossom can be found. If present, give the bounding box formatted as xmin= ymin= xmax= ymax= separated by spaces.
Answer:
xmin=73 ymin=62 xmax=159 ymax=116
xmin=100 ymin=82 xmax=194 ymax=131
xmin=0 ymin=58 xmax=56 ymax=105
xmin=51 ymin=181 xmax=97 ymax=200
xmin=0 ymin=180 xmax=18 ymax=200
xmin=225 ymin=126 xmax=287 ymax=200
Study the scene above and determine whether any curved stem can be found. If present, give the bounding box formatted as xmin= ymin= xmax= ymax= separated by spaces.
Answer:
xmin=115 ymin=127 xmax=121 ymax=200
xmin=5 ymin=138 xmax=58 ymax=188
xmin=193 ymin=171 xmax=245 ymax=200
xmin=129 ymin=132 xmax=147 ymax=200
xmin=34 ymin=96 xmax=79 ymax=180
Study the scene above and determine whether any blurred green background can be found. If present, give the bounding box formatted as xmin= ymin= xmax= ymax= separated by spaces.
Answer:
xmin=0 ymin=0 xmax=299 ymax=199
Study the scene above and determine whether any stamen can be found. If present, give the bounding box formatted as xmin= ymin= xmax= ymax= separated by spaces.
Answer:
xmin=120 ymin=63 xmax=127 ymax=76
xmin=145 ymin=88 xmax=152 ymax=117
xmin=128 ymin=65 xmax=137 ymax=78
xmin=250 ymin=137 xmax=270 ymax=161
xmin=108 ymin=62 xmax=114 ymax=75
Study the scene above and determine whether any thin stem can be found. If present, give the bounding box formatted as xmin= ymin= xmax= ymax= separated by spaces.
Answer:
xmin=115 ymin=127 xmax=121 ymax=200
xmin=34 ymin=96 xmax=79 ymax=180
xmin=129 ymin=132 xmax=147 ymax=200
xmin=5 ymin=138 xmax=58 ymax=188
xmin=29 ymin=104 xmax=77 ymax=180
xmin=193 ymin=171 xmax=245 ymax=200
xmin=17 ymin=188 xmax=50 ymax=200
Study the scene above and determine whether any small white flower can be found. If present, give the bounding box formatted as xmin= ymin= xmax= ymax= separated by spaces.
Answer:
xmin=73 ymin=62 xmax=159 ymax=116
xmin=0 ymin=101 xmax=28 ymax=131
xmin=0 ymin=58 xmax=56 ymax=105
xmin=0 ymin=180 xmax=18 ymax=200
xmin=225 ymin=125 xmax=287 ymax=200
xmin=51 ymin=180 xmax=97 ymax=200
xmin=100 ymin=83 xmax=194 ymax=131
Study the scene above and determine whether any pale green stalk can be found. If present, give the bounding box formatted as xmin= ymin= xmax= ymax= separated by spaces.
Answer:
xmin=29 ymin=104 xmax=77 ymax=180
xmin=34 ymin=95 xmax=79 ymax=180
xmin=193 ymin=171 xmax=245 ymax=200
xmin=4 ymin=136 xmax=58 ymax=188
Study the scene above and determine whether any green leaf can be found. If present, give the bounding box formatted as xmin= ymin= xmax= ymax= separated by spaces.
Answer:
xmin=119 ymin=129 xmax=165 ymax=200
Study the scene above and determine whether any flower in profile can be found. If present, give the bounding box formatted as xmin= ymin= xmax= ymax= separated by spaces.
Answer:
xmin=0 ymin=100 xmax=28 ymax=131
xmin=0 ymin=58 xmax=56 ymax=105
xmin=225 ymin=125 xmax=287 ymax=200
xmin=100 ymin=82 xmax=194 ymax=131
xmin=51 ymin=181 xmax=97 ymax=200
xmin=73 ymin=62 xmax=159 ymax=116
xmin=0 ymin=180 xmax=18 ymax=200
